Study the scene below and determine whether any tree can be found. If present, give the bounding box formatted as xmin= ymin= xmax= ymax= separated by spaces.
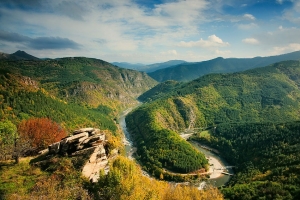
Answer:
xmin=18 ymin=118 xmax=67 ymax=154
xmin=0 ymin=120 xmax=17 ymax=160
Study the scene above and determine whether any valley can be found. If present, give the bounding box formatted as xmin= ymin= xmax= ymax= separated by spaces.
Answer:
xmin=1 ymin=50 xmax=300 ymax=199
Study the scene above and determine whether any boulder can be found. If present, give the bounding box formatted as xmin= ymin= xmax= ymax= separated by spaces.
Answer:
xmin=48 ymin=142 xmax=60 ymax=154
xmin=73 ymin=128 xmax=95 ymax=135
xmin=46 ymin=127 xmax=110 ymax=182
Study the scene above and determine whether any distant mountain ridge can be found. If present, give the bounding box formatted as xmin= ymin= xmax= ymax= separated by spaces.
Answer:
xmin=113 ymin=60 xmax=186 ymax=72
xmin=141 ymin=60 xmax=186 ymax=72
xmin=112 ymin=62 xmax=145 ymax=70
xmin=0 ymin=50 xmax=39 ymax=60
xmin=148 ymin=51 xmax=300 ymax=82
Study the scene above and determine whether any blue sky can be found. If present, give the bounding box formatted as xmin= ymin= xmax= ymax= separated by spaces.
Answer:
xmin=0 ymin=0 xmax=300 ymax=63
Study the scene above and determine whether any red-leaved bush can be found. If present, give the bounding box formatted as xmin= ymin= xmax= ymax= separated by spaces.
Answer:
xmin=18 ymin=118 xmax=67 ymax=152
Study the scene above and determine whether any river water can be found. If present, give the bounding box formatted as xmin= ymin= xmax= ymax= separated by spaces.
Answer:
xmin=119 ymin=108 xmax=133 ymax=154
xmin=119 ymin=106 xmax=232 ymax=187
xmin=189 ymin=141 xmax=233 ymax=187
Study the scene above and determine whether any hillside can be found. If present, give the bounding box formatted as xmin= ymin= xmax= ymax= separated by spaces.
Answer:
xmin=126 ymin=60 xmax=300 ymax=182
xmin=0 ymin=57 xmax=157 ymax=110
xmin=191 ymin=121 xmax=300 ymax=199
xmin=139 ymin=60 xmax=300 ymax=126
xmin=148 ymin=51 xmax=300 ymax=82
xmin=138 ymin=80 xmax=182 ymax=102
xmin=0 ymin=71 xmax=117 ymax=131
xmin=0 ymin=53 xmax=158 ymax=133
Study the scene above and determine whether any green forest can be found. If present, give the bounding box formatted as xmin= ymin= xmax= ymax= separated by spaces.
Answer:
xmin=126 ymin=104 xmax=208 ymax=181
xmin=139 ymin=60 xmax=300 ymax=126
xmin=2 ymin=54 xmax=300 ymax=199
xmin=0 ymin=71 xmax=116 ymax=131
xmin=191 ymin=121 xmax=300 ymax=199
xmin=126 ymin=60 xmax=300 ymax=198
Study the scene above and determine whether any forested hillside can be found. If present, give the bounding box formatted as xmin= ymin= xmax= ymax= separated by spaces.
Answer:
xmin=0 ymin=57 xmax=157 ymax=110
xmin=138 ymin=80 xmax=182 ymax=102
xmin=139 ymin=60 xmax=300 ymax=127
xmin=127 ymin=60 xmax=300 ymax=185
xmin=148 ymin=51 xmax=300 ymax=82
xmin=191 ymin=121 xmax=300 ymax=199
xmin=0 ymin=53 xmax=222 ymax=199
xmin=0 ymin=71 xmax=116 ymax=131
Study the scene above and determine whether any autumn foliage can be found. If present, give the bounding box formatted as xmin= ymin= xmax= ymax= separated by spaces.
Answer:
xmin=18 ymin=118 xmax=67 ymax=152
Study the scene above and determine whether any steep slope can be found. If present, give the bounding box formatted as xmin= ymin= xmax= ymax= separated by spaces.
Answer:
xmin=126 ymin=60 xmax=300 ymax=181
xmin=148 ymin=51 xmax=300 ymax=82
xmin=140 ymin=60 xmax=300 ymax=127
xmin=0 ymin=71 xmax=117 ymax=131
xmin=0 ymin=57 xmax=157 ymax=110
xmin=138 ymin=80 xmax=182 ymax=102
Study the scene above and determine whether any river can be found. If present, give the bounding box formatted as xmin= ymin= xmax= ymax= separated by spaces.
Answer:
xmin=118 ymin=106 xmax=233 ymax=187
xmin=189 ymin=141 xmax=233 ymax=187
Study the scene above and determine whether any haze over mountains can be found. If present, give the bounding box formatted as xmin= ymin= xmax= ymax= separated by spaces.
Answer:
xmin=113 ymin=60 xmax=186 ymax=73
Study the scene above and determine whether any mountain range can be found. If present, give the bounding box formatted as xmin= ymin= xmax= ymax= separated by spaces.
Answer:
xmin=148 ymin=51 xmax=300 ymax=82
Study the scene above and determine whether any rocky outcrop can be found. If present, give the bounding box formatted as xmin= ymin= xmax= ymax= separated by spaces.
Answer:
xmin=20 ymin=76 xmax=39 ymax=89
xmin=47 ymin=127 xmax=109 ymax=182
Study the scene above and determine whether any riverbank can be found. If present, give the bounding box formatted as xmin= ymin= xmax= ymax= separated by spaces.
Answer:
xmin=207 ymin=156 xmax=224 ymax=179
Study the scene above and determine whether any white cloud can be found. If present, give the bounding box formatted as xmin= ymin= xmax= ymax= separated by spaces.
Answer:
xmin=0 ymin=0 xmax=298 ymax=63
xmin=243 ymin=14 xmax=255 ymax=20
xmin=282 ymin=0 xmax=300 ymax=24
xmin=178 ymin=35 xmax=229 ymax=48
xmin=272 ymin=43 xmax=300 ymax=54
xmin=214 ymin=49 xmax=231 ymax=55
xmin=161 ymin=50 xmax=178 ymax=56
xmin=242 ymin=38 xmax=259 ymax=44
xmin=238 ymin=23 xmax=258 ymax=30
xmin=255 ymin=27 xmax=300 ymax=47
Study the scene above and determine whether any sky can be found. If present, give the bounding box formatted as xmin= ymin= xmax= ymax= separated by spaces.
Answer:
xmin=0 ymin=0 xmax=300 ymax=64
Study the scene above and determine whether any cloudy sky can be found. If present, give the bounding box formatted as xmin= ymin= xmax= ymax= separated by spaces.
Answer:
xmin=0 ymin=0 xmax=300 ymax=63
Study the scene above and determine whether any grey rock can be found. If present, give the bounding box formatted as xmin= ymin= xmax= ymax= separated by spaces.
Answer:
xmin=47 ymin=127 xmax=111 ymax=182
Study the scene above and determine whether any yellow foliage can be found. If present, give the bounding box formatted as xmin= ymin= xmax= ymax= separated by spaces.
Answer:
xmin=97 ymin=156 xmax=223 ymax=200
